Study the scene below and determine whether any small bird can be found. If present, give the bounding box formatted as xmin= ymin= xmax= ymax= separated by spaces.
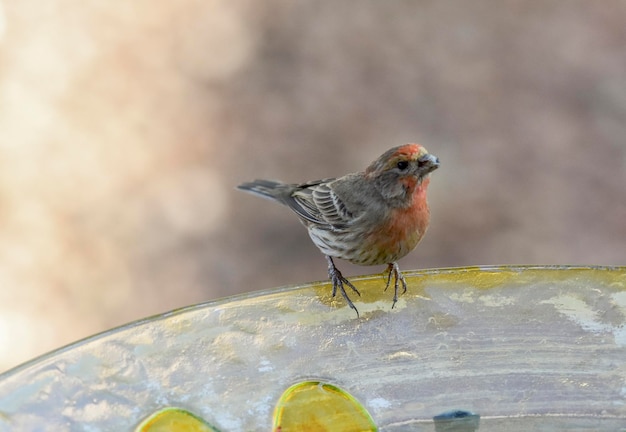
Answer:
xmin=238 ymin=144 xmax=439 ymax=316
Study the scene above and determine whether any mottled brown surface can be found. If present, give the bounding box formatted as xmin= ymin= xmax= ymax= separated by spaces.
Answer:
xmin=0 ymin=1 xmax=625 ymax=371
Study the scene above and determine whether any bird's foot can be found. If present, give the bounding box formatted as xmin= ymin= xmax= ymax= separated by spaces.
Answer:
xmin=326 ymin=256 xmax=360 ymax=317
xmin=384 ymin=262 xmax=408 ymax=308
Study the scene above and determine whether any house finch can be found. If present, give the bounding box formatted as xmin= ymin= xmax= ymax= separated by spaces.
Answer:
xmin=238 ymin=144 xmax=439 ymax=316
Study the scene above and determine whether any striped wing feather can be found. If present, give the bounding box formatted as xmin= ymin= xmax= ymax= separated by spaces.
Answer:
xmin=287 ymin=180 xmax=356 ymax=229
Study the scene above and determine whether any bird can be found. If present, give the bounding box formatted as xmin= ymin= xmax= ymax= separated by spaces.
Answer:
xmin=237 ymin=144 xmax=439 ymax=316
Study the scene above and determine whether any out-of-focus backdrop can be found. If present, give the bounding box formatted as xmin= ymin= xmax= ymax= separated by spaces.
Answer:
xmin=0 ymin=1 xmax=624 ymax=372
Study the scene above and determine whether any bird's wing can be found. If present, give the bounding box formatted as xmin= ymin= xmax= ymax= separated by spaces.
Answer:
xmin=286 ymin=179 xmax=356 ymax=229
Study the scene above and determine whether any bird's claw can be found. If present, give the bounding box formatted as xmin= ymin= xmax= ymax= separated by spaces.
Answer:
xmin=384 ymin=262 xmax=408 ymax=308
xmin=326 ymin=256 xmax=360 ymax=317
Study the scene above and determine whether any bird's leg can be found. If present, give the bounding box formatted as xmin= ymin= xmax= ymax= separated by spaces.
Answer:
xmin=325 ymin=255 xmax=360 ymax=317
xmin=384 ymin=262 xmax=408 ymax=308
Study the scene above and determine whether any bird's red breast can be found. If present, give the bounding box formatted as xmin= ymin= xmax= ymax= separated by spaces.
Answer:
xmin=360 ymin=177 xmax=431 ymax=264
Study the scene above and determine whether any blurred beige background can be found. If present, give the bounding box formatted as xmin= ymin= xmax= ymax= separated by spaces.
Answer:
xmin=0 ymin=1 xmax=625 ymax=372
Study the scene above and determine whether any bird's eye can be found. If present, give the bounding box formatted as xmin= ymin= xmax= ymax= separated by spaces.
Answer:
xmin=396 ymin=160 xmax=409 ymax=170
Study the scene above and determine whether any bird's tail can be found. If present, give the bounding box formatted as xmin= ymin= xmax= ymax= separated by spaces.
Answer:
xmin=236 ymin=179 xmax=292 ymax=202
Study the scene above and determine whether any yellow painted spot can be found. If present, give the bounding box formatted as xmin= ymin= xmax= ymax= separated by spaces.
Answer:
xmin=135 ymin=407 xmax=219 ymax=432
xmin=273 ymin=381 xmax=377 ymax=432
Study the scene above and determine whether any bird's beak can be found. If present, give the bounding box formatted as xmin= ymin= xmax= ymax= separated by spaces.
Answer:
xmin=417 ymin=153 xmax=440 ymax=174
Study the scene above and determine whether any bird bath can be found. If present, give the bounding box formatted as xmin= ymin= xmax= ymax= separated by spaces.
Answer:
xmin=0 ymin=265 xmax=625 ymax=431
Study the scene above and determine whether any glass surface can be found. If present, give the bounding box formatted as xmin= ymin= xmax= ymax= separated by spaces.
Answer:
xmin=0 ymin=266 xmax=625 ymax=431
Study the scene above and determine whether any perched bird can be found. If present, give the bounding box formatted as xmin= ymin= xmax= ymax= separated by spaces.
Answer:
xmin=238 ymin=144 xmax=439 ymax=316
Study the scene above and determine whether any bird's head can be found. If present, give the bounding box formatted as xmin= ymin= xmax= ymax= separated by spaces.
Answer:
xmin=365 ymin=144 xmax=440 ymax=204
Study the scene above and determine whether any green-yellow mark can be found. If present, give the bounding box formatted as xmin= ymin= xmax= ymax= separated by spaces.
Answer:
xmin=314 ymin=266 xmax=626 ymax=313
xmin=273 ymin=381 xmax=377 ymax=431
xmin=135 ymin=407 xmax=220 ymax=432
